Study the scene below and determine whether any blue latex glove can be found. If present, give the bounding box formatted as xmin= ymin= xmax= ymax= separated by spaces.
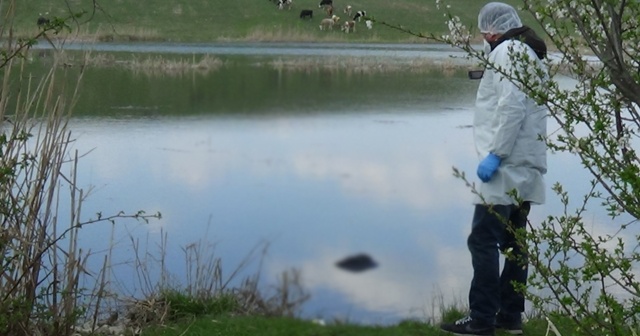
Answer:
xmin=477 ymin=153 xmax=501 ymax=182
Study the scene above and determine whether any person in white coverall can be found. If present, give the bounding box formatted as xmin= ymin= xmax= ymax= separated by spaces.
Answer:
xmin=440 ymin=2 xmax=548 ymax=336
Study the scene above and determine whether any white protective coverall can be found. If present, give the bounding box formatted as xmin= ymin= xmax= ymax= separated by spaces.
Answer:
xmin=473 ymin=40 xmax=548 ymax=205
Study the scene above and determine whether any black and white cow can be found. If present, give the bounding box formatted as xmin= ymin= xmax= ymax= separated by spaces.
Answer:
xmin=299 ymin=9 xmax=313 ymax=19
xmin=353 ymin=10 xmax=366 ymax=22
xmin=277 ymin=0 xmax=292 ymax=10
xmin=318 ymin=0 xmax=332 ymax=8
xmin=37 ymin=12 xmax=50 ymax=27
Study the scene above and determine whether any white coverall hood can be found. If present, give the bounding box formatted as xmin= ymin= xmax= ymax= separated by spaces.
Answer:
xmin=478 ymin=2 xmax=522 ymax=34
xmin=473 ymin=39 xmax=548 ymax=205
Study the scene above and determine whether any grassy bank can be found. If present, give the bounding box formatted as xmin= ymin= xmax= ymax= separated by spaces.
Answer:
xmin=140 ymin=316 xmax=571 ymax=336
xmin=141 ymin=316 xmax=441 ymax=335
xmin=133 ymin=292 xmax=577 ymax=336
xmin=19 ymin=0 xmax=535 ymax=43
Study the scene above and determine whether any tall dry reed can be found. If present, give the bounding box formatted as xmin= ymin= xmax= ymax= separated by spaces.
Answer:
xmin=0 ymin=2 xmax=160 ymax=335
xmin=0 ymin=39 xmax=85 ymax=336
xmin=119 ymin=227 xmax=310 ymax=326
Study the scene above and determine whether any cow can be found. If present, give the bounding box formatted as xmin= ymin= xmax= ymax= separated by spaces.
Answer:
xmin=324 ymin=4 xmax=333 ymax=16
xmin=319 ymin=18 xmax=334 ymax=30
xmin=343 ymin=5 xmax=352 ymax=16
xmin=365 ymin=19 xmax=373 ymax=29
xmin=37 ymin=12 xmax=50 ymax=27
xmin=318 ymin=0 xmax=332 ymax=8
xmin=300 ymin=9 xmax=313 ymax=19
xmin=342 ymin=20 xmax=356 ymax=33
xmin=277 ymin=0 xmax=292 ymax=10
xmin=353 ymin=10 xmax=366 ymax=22
xmin=319 ymin=15 xmax=340 ymax=30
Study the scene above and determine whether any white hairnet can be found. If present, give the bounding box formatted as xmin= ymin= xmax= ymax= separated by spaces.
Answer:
xmin=478 ymin=2 xmax=522 ymax=34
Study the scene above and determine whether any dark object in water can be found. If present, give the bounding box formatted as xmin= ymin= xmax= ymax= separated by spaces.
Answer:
xmin=335 ymin=253 xmax=378 ymax=272
xmin=468 ymin=70 xmax=484 ymax=80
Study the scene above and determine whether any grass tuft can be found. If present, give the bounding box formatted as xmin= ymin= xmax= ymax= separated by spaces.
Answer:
xmin=160 ymin=290 xmax=240 ymax=321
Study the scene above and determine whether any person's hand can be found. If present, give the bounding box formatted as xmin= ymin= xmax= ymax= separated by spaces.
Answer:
xmin=477 ymin=153 xmax=501 ymax=182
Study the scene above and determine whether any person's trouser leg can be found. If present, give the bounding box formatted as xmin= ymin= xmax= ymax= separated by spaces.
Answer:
xmin=499 ymin=202 xmax=530 ymax=318
xmin=468 ymin=203 xmax=527 ymax=324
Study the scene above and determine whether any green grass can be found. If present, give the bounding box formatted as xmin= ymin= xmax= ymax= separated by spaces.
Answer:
xmin=132 ymin=291 xmax=580 ymax=336
xmin=141 ymin=316 xmax=445 ymax=336
xmin=160 ymin=290 xmax=241 ymax=321
xmin=18 ymin=0 xmax=538 ymax=43
xmin=139 ymin=313 xmax=577 ymax=336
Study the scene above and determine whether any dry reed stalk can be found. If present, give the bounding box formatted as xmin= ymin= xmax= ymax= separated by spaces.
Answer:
xmin=272 ymin=268 xmax=310 ymax=318
xmin=545 ymin=317 xmax=564 ymax=336
xmin=15 ymin=24 xmax=162 ymax=44
xmin=268 ymin=56 xmax=471 ymax=74
xmin=0 ymin=3 xmax=161 ymax=335
xmin=83 ymin=53 xmax=225 ymax=77
xmin=0 ymin=52 xmax=86 ymax=335
xmin=245 ymin=27 xmax=320 ymax=43
xmin=83 ymin=52 xmax=468 ymax=77
xmin=93 ymin=25 xmax=162 ymax=42
xmin=114 ymin=223 xmax=310 ymax=326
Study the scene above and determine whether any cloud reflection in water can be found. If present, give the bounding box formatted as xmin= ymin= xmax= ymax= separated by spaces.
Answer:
xmin=67 ymin=83 xmax=621 ymax=325
xmin=70 ymin=108 xmax=481 ymax=323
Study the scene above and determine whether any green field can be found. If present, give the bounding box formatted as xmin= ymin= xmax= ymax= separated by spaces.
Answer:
xmin=17 ymin=0 xmax=535 ymax=43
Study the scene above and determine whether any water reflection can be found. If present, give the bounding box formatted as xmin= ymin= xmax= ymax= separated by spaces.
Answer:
xmin=57 ymin=52 xmax=614 ymax=325
xmin=72 ymin=107 xmax=479 ymax=324
xmin=35 ymin=41 xmax=470 ymax=61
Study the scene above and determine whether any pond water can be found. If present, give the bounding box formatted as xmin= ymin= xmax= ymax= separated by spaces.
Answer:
xmin=29 ymin=43 xmax=609 ymax=325
xmin=35 ymin=41 xmax=471 ymax=60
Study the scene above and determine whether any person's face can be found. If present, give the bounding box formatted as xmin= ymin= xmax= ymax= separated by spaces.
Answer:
xmin=482 ymin=32 xmax=500 ymax=43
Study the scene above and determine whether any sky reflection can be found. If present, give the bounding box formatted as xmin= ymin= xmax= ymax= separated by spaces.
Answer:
xmin=69 ymin=108 xmax=483 ymax=323
xmin=62 ymin=71 xmax=635 ymax=325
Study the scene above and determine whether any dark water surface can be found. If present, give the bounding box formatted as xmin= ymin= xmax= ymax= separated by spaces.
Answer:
xmin=29 ymin=43 xmax=607 ymax=325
